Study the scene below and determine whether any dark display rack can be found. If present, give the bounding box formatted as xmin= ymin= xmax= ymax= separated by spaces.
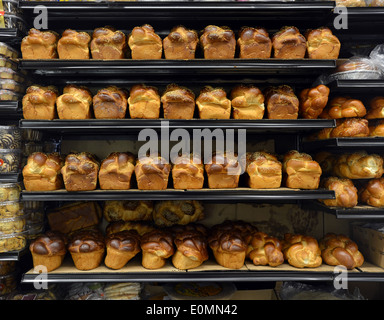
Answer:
xmin=300 ymin=137 xmax=384 ymax=152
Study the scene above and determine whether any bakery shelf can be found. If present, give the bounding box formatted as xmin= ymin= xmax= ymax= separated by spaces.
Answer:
xmin=303 ymin=201 xmax=384 ymax=220
xmin=0 ymin=101 xmax=21 ymax=117
xmin=18 ymin=119 xmax=336 ymax=134
xmin=0 ymin=173 xmax=21 ymax=183
xmin=20 ymin=188 xmax=335 ymax=202
xmin=18 ymin=59 xmax=337 ymax=76
xmin=300 ymin=137 xmax=384 ymax=152
xmin=328 ymin=79 xmax=384 ymax=94
xmin=20 ymin=259 xmax=384 ymax=284
xmin=0 ymin=28 xmax=24 ymax=43
xmin=0 ymin=249 xmax=27 ymax=262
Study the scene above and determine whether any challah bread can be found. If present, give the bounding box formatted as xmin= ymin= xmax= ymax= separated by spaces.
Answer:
xmin=366 ymin=97 xmax=384 ymax=119
xmin=319 ymin=97 xmax=367 ymax=119
xmin=331 ymin=118 xmax=370 ymax=138
xmin=161 ymin=84 xmax=195 ymax=120
xmin=90 ymin=26 xmax=127 ymax=59
xmin=282 ymin=233 xmax=322 ymax=268
xmin=369 ymin=120 xmax=384 ymax=137
xmin=172 ymin=230 xmax=209 ymax=270
xmin=22 ymin=85 xmax=58 ymax=120
xmin=237 ymin=26 xmax=272 ymax=59
xmin=359 ymin=178 xmax=384 ymax=207
xmin=319 ymin=177 xmax=358 ymax=208
xmin=21 ymin=28 xmax=58 ymax=59
xmin=272 ymin=26 xmax=306 ymax=59
xmin=104 ymin=230 xmax=141 ymax=270
xmin=128 ymin=24 xmax=162 ymax=60
xmin=282 ymin=150 xmax=322 ymax=189
xmin=319 ymin=233 xmax=364 ymax=270
xmin=103 ymin=200 xmax=153 ymax=222
xmin=163 ymin=25 xmax=198 ymax=60
xmin=172 ymin=153 xmax=204 ymax=190
xmin=299 ymin=85 xmax=330 ymax=119
xmin=200 ymin=25 xmax=236 ymax=59
xmin=56 ymin=85 xmax=93 ymax=120
xmin=264 ymin=85 xmax=299 ymax=119
xmin=128 ymin=84 xmax=160 ymax=119
xmin=23 ymin=152 xmax=64 ymax=191
xmin=230 ymin=84 xmax=265 ymax=119
xmin=134 ymin=154 xmax=171 ymax=190
xmin=57 ymin=29 xmax=91 ymax=59
xmin=205 ymin=152 xmax=241 ymax=189
xmin=29 ymin=231 xmax=67 ymax=272
xmin=61 ymin=152 xmax=99 ymax=191
xmin=210 ymin=220 xmax=258 ymax=245
xmin=245 ymin=151 xmax=282 ymax=189
xmin=140 ymin=229 xmax=174 ymax=269
xmin=93 ymin=86 xmax=128 ymax=119
xmin=196 ymin=86 xmax=231 ymax=119
xmin=306 ymin=27 xmax=341 ymax=59
xmin=247 ymin=231 xmax=284 ymax=267
xmin=99 ymin=152 xmax=135 ymax=190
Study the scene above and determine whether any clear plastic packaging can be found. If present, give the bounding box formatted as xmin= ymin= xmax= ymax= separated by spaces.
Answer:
xmin=0 ymin=230 xmax=27 ymax=253
xmin=0 ymin=261 xmax=16 ymax=276
xmin=0 ymin=67 xmax=25 ymax=83
xmin=22 ymin=129 xmax=43 ymax=142
xmin=2 ymin=1 xmax=22 ymax=14
xmin=0 ymin=43 xmax=18 ymax=59
xmin=0 ymin=201 xmax=24 ymax=218
xmin=0 ymin=271 xmax=18 ymax=296
xmin=0 ymin=214 xmax=28 ymax=235
xmin=0 ymin=56 xmax=18 ymax=71
xmin=0 ymin=89 xmax=22 ymax=101
xmin=3 ymin=13 xmax=28 ymax=34
xmin=0 ymin=79 xmax=25 ymax=93
xmin=0 ymin=126 xmax=22 ymax=149
xmin=0 ymin=183 xmax=21 ymax=202
xmin=0 ymin=149 xmax=21 ymax=173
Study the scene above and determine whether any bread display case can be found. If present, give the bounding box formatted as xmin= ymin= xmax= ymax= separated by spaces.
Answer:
xmin=0 ymin=0 xmax=384 ymax=300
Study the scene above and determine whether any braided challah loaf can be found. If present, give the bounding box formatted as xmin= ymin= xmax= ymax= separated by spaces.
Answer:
xmin=319 ymin=97 xmax=366 ymax=119
xmin=319 ymin=177 xmax=358 ymax=208
xmin=200 ymin=25 xmax=236 ymax=59
xmin=128 ymin=24 xmax=162 ymax=60
xmin=57 ymin=29 xmax=91 ymax=60
xmin=299 ymin=85 xmax=330 ymax=119
xmin=205 ymin=152 xmax=241 ymax=189
xmin=172 ymin=153 xmax=204 ymax=190
xmin=163 ymin=25 xmax=198 ymax=60
xmin=359 ymin=177 xmax=384 ymax=207
xmin=56 ymin=85 xmax=93 ymax=120
xmin=135 ymin=154 xmax=171 ymax=190
xmin=196 ymin=86 xmax=231 ymax=119
xmin=247 ymin=231 xmax=284 ymax=267
xmin=90 ymin=26 xmax=127 ymax=59
xmin=22 ymin=85 xmax=58 ymax=120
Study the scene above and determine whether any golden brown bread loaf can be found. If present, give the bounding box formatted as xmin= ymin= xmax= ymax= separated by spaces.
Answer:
xmin=47 ymin=201 xmax=102 ymax=234
xmin=103 ymin=200 xmax=153 ymax=222
xmin=152 ymin=200 xmax=204 ymax=227
xmin=161 ymin=84 xmax=196 ymax=119
xmin=169 ymin=222 xmax=209 ymax=238
xmin=264 ymin=85 xmax=299 ymax=119
xmin=319 ymin=177 xmax=358 ymax=208
xmin=57 ymin=29 xmax=91 ymax=60
xmin=306 ymin=27 xmax=341 ymax=60
xmin=29 ymin=231 xmax=67 ymax=272
xmin=282 ymin=150 xmax=322 ymax=189
xmin=200 ymin=25 xmax=236 ymax=59
xmin=299 ymin=85 xmax=330 ymax=119
xmin=246 ymin=231 xmax=284 ymax=267
xmin=335 ymin=0 xmax=366 ymax=6
xmin=90 ymin=26 xmax=127 ymax=59
xmin=140 ymin=229 xmax=174 ymax=269
xmin=128 ymin=24 xmax=162 ymax=60
xmin=282 ymin=233 xmax=322 ymax=268
xmin=237 ymin=27 xmax=272 ymax=59
xmin=205 ymin=152 xmax=241 ymax=189
xmin=331 ymin=118 xmax=370 ymax=138
xmin=99 ymin=152 xmax=135 ymax=190
xmin=23 ymin=152 xmax=64 ymax=191
xmin=172 ymin=153 xmax=204 ymax=189
xmin=128 ymin=84 xmax=161 ymax=119
xmin=61 ymin=152 xmax=100 ymax=191
xmin=163 ymin=25 xmax=198 ymax=60
xmin=359 ymin=178 xmax=384 ymax=207
xmin=369 ymin=120 xmax=384 ymax=137
xmin=22 ymin=85 xmax=58 ymax=120
xmin=332 ymin=151 xmax=384 ymax=179
xmin=135 ymin=154 xmax=171 ymax=190
xmin=230 ymin=84 xmax=265 ymax=119
xmin=366 ymin=97 xmax=384 ymax=119
xmin=105 ymin=220 xmax=156 ymax=237
xmin=245 ymin=151 xmax=282 ymax=189
xmin=172 ymin=230 xmax=209 ymax=270
xmin=68 ymin=229 xmax=105 ymax=270
xmin=21 ymin=28 xmax=59 ymax=59
xmin=272 ymin=26 xmax=306 ymax=59
xmin=196 ymin=86 xmax=231 ymax=119
xmin=93 ymin=86 xmax=128 ymax=119
xmin=56 ymin=85 xmax=93 ymax=120
xmin=319 ymin=233 xmax=364 ymax=269
xmin=319 ymin=97 xmax=367 ymax=119
xmin=104 ymin=230 xmax=141 ymax=270
xmin=210 ymin=220 xmax=258 ymax=245
xmin=208 ymin=229 xmax=247 ymax=269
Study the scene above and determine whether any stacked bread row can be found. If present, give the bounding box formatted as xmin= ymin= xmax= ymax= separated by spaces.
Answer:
xmin=28 ymin=218 xmax=364 ymax=272
xmin=309 ymin=96 xmax=384 ymax=140
xmin=20 ymin=25 xmax=341 ymax=60
xmin=316 ymin=151 xmax=384 ymax=208
xmin=22 ymin=150 xmax=323 ymax=192
xmin=22 ymin=83 xmax=331 ymax=121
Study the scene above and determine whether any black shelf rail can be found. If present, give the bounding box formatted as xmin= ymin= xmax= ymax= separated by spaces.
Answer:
xmin=20 ymin=188 xmax=335 ymax=202
xmin=18 ymin=59 xmax=337 ymax=76
xmin=0 ymin=173 xmax=21 ymax=183
xmin=328 ymin=79 xmax=384 ymax=94
xmin=19 ymin=119 xmax=336 ymax=134
xmin=0 ymin=101 xmax=22 ymax=117
xmin=300 ymin=137 xmax=384 ymax=152
xmin=0 ymin=249 xmax=26 ymax=262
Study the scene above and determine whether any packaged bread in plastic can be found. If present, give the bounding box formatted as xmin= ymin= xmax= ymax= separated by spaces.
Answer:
xmin=0 ymin=214 xmax=27 ymax=235
xmin=0 ymin=261 xmax=16 ymax=276
xmin=0 ymin=183 xmax=21 ymax=202
xmin=0 ymin=230 xmax=28 ymax=253
xmin=0 ymin=149 xmax=21 ymax=173
xmin=0 ymin=79 xmax=25 ymax=93
xmin=0 ymin=125 xmax=22 ymax=149
xmin=0 ymin=42 xmax=18 ymax=59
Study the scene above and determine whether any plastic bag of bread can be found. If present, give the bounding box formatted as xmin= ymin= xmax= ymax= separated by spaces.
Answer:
xmin=56 ymin=85 xmax=93 ymax=120
xmin=305 ymin=27 xmax=341 ymax=60
xmin=282 ymin=150 xmax=322 ymax=189
xmin=163 ymin=26 xmax=198 ymax=60
xmin=99 ymin=152 xmax=135 ymax=190
xmin=22 ymin=85 xmax=59 ymax=120
xmin=128 ymin=24 xmax=162 ymax=60
xmin=319 ymin=233 xmax=364 ymax=270
xmin=21 ymin=28 xmax=58 ymax=59
xmin=196 ymin=86 xmax=231 ymax=119
xmin=171 ymin=153 xmax=204 ymax=190
xmin=90 ymin=26 xmax=127 ymax=60
xmin=57 ymin=29 xmax=91 ymax=60
xmin=161 ymin=84 xmax=196 ymax=120
xmin=272 ymin=26 xmax=306 ymax=59
xmin=103 ymin=200 xmax=153 ymax=222
xmin=237 ymin=27 xmax=272 ymax=59
xmin=230 ymin=84 xmax=265 ymax=119
xmin=264 ymin=85 xmax=299 ymax=119
xmin=319 ymin=177 xmax=358 ymax=208
xmin=128 ymin=84 xmax=161 ymax=119
xmin=0 ymin=183 xmax=21 ymax=202
xmin=199 ymin=25 xmax=236 ymax=60
xmin=359 ymin=177 xmax=384 ymax=207
xmin=152 ymin=200 xmax=204 ymax=227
